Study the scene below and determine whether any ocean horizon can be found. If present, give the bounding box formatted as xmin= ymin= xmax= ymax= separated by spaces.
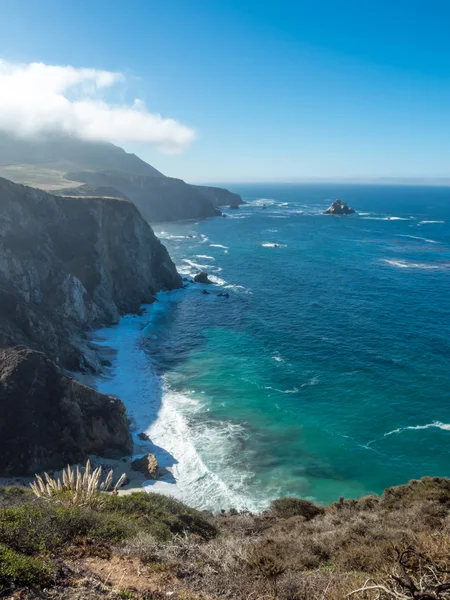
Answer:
xmin=92 ymin=182 xmax=450 ymax=511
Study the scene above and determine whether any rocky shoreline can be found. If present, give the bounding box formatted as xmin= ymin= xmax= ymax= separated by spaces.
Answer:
xmin=0 ymin=177 xmax=182 ymax=477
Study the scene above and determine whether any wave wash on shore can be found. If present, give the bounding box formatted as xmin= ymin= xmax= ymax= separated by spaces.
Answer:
xmin=91 ymin=291 xmax=272 ymax=512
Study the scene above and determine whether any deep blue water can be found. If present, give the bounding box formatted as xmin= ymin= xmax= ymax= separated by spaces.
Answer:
xmin=99 ymin=184 xmax=450 ymax=510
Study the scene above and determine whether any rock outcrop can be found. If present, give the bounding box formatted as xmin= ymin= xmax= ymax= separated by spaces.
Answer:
xmin=0 ymin=347 xmax=132 ymax=475
xmin=131 ymin=454 xmax=160 ymax=479
xmin=194 ymin=271 xmax=213 ymax=284
xmin=0 ymin=177 xmax=181 ymax=370
xmin=323 ymin=200 xmax=356 ymax=215
xmin=191 ymin=184 xmax=244 ymax=208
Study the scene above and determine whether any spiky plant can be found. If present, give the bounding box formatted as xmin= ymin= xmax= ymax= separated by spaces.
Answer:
xmin=29 ymin=459 xmax=126 ymax=507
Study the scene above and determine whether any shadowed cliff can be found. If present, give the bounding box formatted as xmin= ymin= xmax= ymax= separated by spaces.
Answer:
xmin=0 ymin=177 xmax=181 ymax=371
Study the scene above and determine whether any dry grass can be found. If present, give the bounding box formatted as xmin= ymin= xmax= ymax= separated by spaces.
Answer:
xmin=4 ymin=477 xmax=450 ymax=599
xmin=30 ymin=460 xmax=126 ymax=507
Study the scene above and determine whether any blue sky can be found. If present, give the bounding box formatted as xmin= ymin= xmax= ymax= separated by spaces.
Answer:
xmin=1 ymin=0 xmax=449 ymax=182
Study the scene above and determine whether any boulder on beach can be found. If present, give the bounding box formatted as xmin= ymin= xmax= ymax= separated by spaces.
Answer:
xmin=323 ymin=199 xmax=355 ymax=215
xmin=194 ymin=271 xmax=213 ymax=284
xmin=131 ymin=454 xmax=160 ymax=479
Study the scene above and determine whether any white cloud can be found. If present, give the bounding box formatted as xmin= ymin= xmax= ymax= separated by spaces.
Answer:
xmin=0 ymin=59 xmax=195 ymax=153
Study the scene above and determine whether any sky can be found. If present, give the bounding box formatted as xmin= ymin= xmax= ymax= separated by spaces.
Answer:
xmin=0 ymin=0 xmax=450 ymax=182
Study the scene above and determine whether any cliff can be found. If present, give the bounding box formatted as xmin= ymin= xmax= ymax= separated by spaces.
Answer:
xmin=0 ymin=177 xmax=181 ymax=371
xmin=0 ymin=347 xmax=132 ymax=475
xmin=192 ymin=184 xmax=244 ymax=207
xmin=0 ymin=132 xmax=242 ymax=222
xmin=64 ymin=170 xmax=222 ymax=222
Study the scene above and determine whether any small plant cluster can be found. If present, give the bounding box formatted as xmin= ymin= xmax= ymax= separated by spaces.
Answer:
xmin=29 ymin=459 xmax=126 ymax=507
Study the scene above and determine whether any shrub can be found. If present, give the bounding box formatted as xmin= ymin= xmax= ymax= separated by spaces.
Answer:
xmin=0 ymin=502 xmax=136 ymax=555
xmin=0 ymin=545 xmax=54 ymax=587
xmin=103 ymin=492 xmax=217 ymax=540
xmin=269 ymin=497 xmax=324 ymax=520
xmin=30 ymin=459 xmax=126 ymax=508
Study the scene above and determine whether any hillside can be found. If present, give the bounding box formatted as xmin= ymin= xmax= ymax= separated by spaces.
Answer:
xmin=0 ymin=476 xmax=449 ymax=599
xmin=0 ymin=132 xmax=243 ymax=221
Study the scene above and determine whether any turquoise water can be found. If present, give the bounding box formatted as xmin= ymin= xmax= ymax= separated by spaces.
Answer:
xmin=98 ymin=184 xmax=450 ymax=510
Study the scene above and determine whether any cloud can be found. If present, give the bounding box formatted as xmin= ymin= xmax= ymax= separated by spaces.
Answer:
xmin=0 ymin=59 xmax=195 ymax=153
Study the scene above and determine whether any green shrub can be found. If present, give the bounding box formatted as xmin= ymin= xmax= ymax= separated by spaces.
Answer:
xmin=0 ymin=502 xmax=136 ymax=555
xmin=103 ymin=492 xmax=217 ymax=540
xmin=269 ymin=497 xmax=324 ymax=520
xmin=0 ymin=545 xmax=54 ymax=587
xmin=0 ymin=486 xmax=32 ymax=507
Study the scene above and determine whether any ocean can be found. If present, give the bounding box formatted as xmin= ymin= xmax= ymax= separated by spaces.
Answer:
xmin=93 ymin=183 xmax=450 ymax=512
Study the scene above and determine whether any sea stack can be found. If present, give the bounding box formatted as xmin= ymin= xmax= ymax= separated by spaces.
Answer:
xmin=323 ymin=199 xmax=355 ymax=215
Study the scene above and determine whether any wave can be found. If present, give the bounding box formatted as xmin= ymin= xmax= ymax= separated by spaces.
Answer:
xmin=182 ymin=258 xmax=214 ymax=270
xmin=398 ymin=234 xmax=440 ymax=244
xmin=159 ymin=234 xmax=196 ymax=240
xmin=381 ymin=258 xmax=449 ymax=270
xmin=195 ymin=254 xmax=215 ymax=260
xmin=208 ymin=274 xmax=227 ymax=286
xmin=383 ymin=422 xmax=450 ymax=438
xmin=200 ymin=234 xmax=209 ymax=244
xmin=210 ymin=244 xmax=229 ymax=249
xmin=419 ymin=220 xmax=445 ymax=225
xmin=361 ymin=216 xmax=413 ymax=221
xmin=90 ymin=299 xmax=267 ymax=512
xmin=265 ymin=386 xmax=299 ymax=394
xmin=262 ymin=242 xmax=286 ymax=248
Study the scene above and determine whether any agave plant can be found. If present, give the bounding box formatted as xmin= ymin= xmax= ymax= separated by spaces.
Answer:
xmin=30 ymin=459 xmax=126 ymax=507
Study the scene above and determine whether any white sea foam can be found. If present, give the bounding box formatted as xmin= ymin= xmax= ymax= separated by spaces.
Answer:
xmin=265 ymin=386 xmax=299 ymax=394
xmin=208 ymin=274 xmax=227 ymax=286
xmin=200 ymin=234 xmax=209 ymax=244
xmin=182 ymin=258 xmax=214 ymax=270
xmin=91 ymin=299 xmax=267 ymax=512
xmin=261 ymin=242 xmax=286 ymax=248
xmin=398 ymin=234 xmax=440 ymax=244
xmin=301 ymin=376 xmax=320 ymax=387
xmin=195 ymin=255 xmax=215 ymax=260
xmin=419 ymin=220 xmax=445 ymax=224
xmin=382 ymin=259 xmax=447 ymax=270
xmin=159 ymin=234 xmax=195 ymax=240
xmin=383 ymin=422 xmax=450 ymax=437
xmin=210 ymin=244 xmax=229 ymax=249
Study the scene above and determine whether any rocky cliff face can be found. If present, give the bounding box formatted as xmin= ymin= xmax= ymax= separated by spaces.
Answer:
xmin=191 ymin=184 xmax=244 ymax=208
xmin=0 ymin=347 xmax=132 ymax=475
xmin=0 ymin=177 xmax=181 ymax=370
xmin=64 ymin=170 xmax=222 ymax=222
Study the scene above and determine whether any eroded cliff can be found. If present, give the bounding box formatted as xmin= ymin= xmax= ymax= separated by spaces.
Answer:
xmin=0 ymin=177 xmax=181 ymax=370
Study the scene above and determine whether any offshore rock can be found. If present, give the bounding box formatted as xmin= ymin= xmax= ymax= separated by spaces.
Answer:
xmin=323 ymin=199 xmax=356 ymax=215
xmin=194 ymin=271 xmax=213 ymax=284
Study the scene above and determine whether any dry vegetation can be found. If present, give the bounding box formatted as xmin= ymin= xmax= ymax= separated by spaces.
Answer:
xmin=1 ymin=477 xmax=450 ymax=599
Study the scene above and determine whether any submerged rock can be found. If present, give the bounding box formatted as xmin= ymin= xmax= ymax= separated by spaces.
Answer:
xmin=323 ymin=199 xmax=355 ymax=215
xmin=217 ymin=293 xmax=229 ymax=298
xmin=131 ymin=454 xmax=160 ymax=480
xmin=194 ymin=271 xmax=213 ymax=284
xmin=229 ymin=202 xmax=240 ymax=209
xmin=202 ymin=289 xmax=211 ymax=295
xmin=138 ymin=432 xmax=151 ymax=441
